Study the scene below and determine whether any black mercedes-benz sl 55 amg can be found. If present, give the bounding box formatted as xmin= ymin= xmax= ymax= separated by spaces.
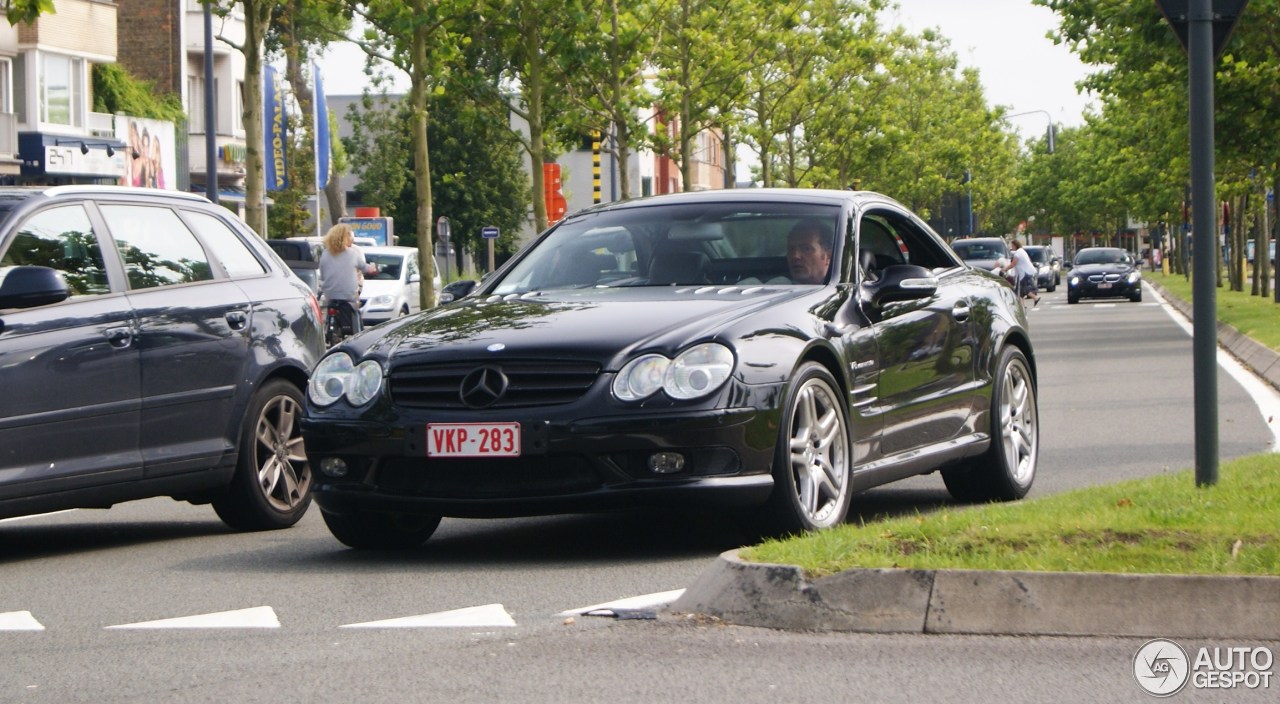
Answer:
xmin=301 ymin=188 xmax=1039 ymax=548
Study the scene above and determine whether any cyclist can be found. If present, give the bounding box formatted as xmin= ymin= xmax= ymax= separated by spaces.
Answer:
xmin=319 ymin=223 xmax=377 ymax=339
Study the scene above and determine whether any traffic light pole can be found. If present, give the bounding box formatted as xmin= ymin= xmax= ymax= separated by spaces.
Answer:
xmin=1189 ymin=0 xmax=1219 ymax=486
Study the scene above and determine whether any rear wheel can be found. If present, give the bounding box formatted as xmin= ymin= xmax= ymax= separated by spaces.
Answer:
xmin=759 ymin=363 xmax=853 ymax=537
xmin=321 ymin=509 xmax=441 ymax=549
xmin=213 ymin=379 xmax=313 ymax=530
xmin=942 ymin=346 xmax=1038 ymax=502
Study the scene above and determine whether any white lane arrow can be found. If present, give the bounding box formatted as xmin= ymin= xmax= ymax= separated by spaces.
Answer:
xmin=0 ymin=611 xmax=45 ymax=631
xmin=105 ymin=606 xmax=280 ymax=630
xmin=560 ymin=589 xmax=686 ymax=617
xmin=340 ymin=603 xmax=516 ymax=629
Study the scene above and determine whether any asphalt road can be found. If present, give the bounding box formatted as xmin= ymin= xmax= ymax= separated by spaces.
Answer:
xmin=2 ymin=283 xmax=1276 ymax=703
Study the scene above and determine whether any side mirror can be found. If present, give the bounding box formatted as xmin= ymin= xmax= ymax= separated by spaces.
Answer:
xmin=861 ymin=264 xmax=937 ymax=308
xmin=439 ymin=292 xmax=455 ymax=304
xmin=409 ymin=274 xmax=421 ymax=283
xmin=0 ymin=265 xmax=71 ymax=309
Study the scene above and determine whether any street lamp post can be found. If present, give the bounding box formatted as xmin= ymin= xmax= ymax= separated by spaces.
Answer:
xmin=1006 ymin=110 xmax=1056 ymax=153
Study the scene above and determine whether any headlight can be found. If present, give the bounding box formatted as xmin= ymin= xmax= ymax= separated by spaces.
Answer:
xmin=370 ymin=294 xmax=394 ymax=306
xmin=309 ymin=352 xmax=384 ymax=407
xmin=612 ymin=343 xmax=735 ymax=401
xmin=1069 ymin=276 xmax=1080 ymax=286
xmin=1127 ymin=271 xmax=1141 ymax=283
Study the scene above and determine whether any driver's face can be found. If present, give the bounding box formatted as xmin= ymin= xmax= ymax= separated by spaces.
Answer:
xmin=787 ymin=230 xmax=831 ymax=284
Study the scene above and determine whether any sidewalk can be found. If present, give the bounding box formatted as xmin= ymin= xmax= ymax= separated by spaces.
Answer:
xmin=666 ymin=280 xmax=1280 ymax=637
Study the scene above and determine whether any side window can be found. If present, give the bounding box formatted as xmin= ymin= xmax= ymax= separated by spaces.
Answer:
xmin=99 ymin=205 xmax=214 ymax=289
xmin=183 ymin=210 xmax=267 ymax=277
xmin=865 ymin=210 xmax=960 ymax=272
xmin=0 ymin=205 xmax=109 ymax=296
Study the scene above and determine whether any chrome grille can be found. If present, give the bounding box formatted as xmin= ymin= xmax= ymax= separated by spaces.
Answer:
xmin=389 ymin=359 xmax=601 ymax=409
xmin=1087 ymin=273 xmax=1122 ymax=283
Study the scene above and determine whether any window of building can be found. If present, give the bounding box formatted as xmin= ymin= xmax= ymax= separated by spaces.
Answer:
xmin=40 ymin=53 xmax=83 ymax=128
xmin=187 ymin=75 xmax=205 ymax=132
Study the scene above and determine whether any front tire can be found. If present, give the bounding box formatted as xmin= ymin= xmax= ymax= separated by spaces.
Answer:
xmin=321 ymin=509 xmax=441 ymax=549
xmin=759 ymin=363 xmax=853 ymax=537
xmin=213 ymin=379 xmax=313 ymax=530
xmin=942 ymin=346 xmax=1038 ymax=503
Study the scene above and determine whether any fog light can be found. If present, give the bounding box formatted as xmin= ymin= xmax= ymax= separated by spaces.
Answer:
xmin=648 ymin=452 xmax=686 ymax=474
xmin=320 ymin=457 xmax=349 ymax=478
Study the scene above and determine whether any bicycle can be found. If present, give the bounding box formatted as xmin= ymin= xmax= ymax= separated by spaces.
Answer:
xmin=323 ymin=299 xmax=360 ymax=346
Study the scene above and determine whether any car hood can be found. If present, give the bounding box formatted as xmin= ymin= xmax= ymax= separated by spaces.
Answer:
xmin=348 ymin=286 xmax=811 ymax=370
xmin=1072 ymin=263 xmax=1135 ymax=276
xmin=361 ymin=279 xmax=405 ymax=298
xmin=961 ymin=258 xmax=1003 ymax=271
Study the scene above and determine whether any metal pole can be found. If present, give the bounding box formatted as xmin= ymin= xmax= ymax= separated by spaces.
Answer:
xmin=1189 ymin=0 xmax=1218 ymax=486
xmin=204 ymin=2 xmax=217 ymax=204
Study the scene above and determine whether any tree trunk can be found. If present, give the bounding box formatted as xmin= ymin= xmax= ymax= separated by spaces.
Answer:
xmin=243 ymin=0 xmax=270 ymax=237
xmin=411 ymin=5 xmax=436 ymax=309
xmin=525 ymin=28 xmax=549 ymax=232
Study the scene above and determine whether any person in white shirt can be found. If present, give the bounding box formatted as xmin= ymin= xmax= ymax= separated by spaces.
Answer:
xmin=1009 ymin=239 xmax=1040 ymax=307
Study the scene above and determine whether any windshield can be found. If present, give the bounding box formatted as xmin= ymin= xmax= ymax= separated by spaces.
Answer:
xmin=366 ymin=253 xmax=406 ymax=280
xmin=951 ymin=241 xmax=1007 ymax=260
xmin=1074 ymin=249 xmax=1130 ymax=266
xmin=1026 ymin=248 xmax=1048 ymax=264
xmin=492 ymin=202 xmax=842 ymax=294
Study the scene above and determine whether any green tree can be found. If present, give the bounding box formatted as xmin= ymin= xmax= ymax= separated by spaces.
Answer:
xmin=1 ymin=0 xmax=53 ymax=25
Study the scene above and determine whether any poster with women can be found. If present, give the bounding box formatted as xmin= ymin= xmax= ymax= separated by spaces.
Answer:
xmin=114 ymin=116 xmax=176 ymax=190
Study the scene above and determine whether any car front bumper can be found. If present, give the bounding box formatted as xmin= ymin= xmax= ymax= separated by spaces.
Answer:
xmin=301 ymin=405 xmax=779 ymax=519
xmin=1069 ymin=277 xmax=1140 ymax=299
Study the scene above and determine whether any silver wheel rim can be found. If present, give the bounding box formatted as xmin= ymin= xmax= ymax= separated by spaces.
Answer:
xmin=253 ymin=394 xmax=312 ymax=512
xmin=787 ymin=377 xmax=849 ymax=528
xmin=999 ymin=359 xmax=1038 ymax=487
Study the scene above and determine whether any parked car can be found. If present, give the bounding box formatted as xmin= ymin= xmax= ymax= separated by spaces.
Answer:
xmin=0 ymin=186 xmax=325 ymax=529
xmin=1022 ymin=245 xmax=1060 ymax=292
xmin=265 ymin=238 xmax=320 ymax=293
xmin=950 ymin=237 xmax=1010 ymax=272
xmin=358 ymin=245 xmax=436 ymax=324
xmin=300 ymin=188 xmax=1039 ymax=549
xmin=1246 ymin=240 xmax=1275 ymax=265
xmin=1067 ymin=247 xmax=1142 ymax=303
xmin=439 ymin=278 xmax=478 ymax=303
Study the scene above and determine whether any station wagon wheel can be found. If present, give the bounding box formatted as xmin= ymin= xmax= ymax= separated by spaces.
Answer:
xmin=321 ymin=509 xmax=441 ymax=550
xmin=761 ymin=362 xmax=853 ymax=536
xmin=213 ymin=379 xmax=313 ymax=531
xmin=942 ymin=346 xmax=1038 ymax=502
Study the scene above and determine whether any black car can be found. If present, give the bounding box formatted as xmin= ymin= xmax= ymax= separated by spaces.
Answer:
xmin=950 ymin=237 xmax=1010 ymax=272
xmin=0 ymin=186 xmax=324 ymax=529
xmin=1067 ymin=247 xmax=1142 ymax=303
xmin=1023 ymin=245 xmax=1060 ymax=292
xmin=265 ymin=238 xmax=320 ymax=294
xmin=301 ymin=189 xmax=1039 ymax=549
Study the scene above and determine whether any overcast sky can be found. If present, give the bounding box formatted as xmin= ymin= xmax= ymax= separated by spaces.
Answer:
xmin=316 ymin=0 xmax=1098 ymax=143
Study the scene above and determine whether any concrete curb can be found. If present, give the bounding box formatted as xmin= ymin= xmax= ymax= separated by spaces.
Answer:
xmin=669 ymin=549 xmax=1280 ymax=638
xmin=1149 ymin=279 xmax=1280 ymax=391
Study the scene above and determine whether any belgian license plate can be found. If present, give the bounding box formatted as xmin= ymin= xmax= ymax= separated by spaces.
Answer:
xmin=426 ymin=422 xmax=521 ymax=457
xmin=1098 ymin=282 xmax=1112 ymax=289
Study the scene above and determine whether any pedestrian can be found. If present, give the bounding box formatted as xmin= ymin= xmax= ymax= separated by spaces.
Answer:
xmin=1009 ymin=238 xmax=1040 ymax=308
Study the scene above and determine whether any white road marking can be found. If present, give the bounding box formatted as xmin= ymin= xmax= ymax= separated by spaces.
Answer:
xmin=0 ymin=510 xmax=78 ymax=524
xmin=1151 ymin=286 xmax=1280 ymax=450
xmin=104 ymin=606 xmax=280 ymax=630
xmin=560 ymin=589 xmax=686 ymax=617
xmin=0 ymin=611 xmax=45 ymax=631
xmin=339 ymin=603 xmax=516 ymax=629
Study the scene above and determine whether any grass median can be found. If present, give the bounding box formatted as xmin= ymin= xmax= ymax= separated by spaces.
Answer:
xmin=742 ymin=454 xmax=1280 ymax=578
xmin=742 ymin=268 xmax=1280 ymax=578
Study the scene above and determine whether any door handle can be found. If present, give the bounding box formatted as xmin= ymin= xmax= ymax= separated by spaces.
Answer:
xmin=104 ymin=326 xmax=133 ymax=349
xmin=225 ymin=310 xmax=249 ymax=330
